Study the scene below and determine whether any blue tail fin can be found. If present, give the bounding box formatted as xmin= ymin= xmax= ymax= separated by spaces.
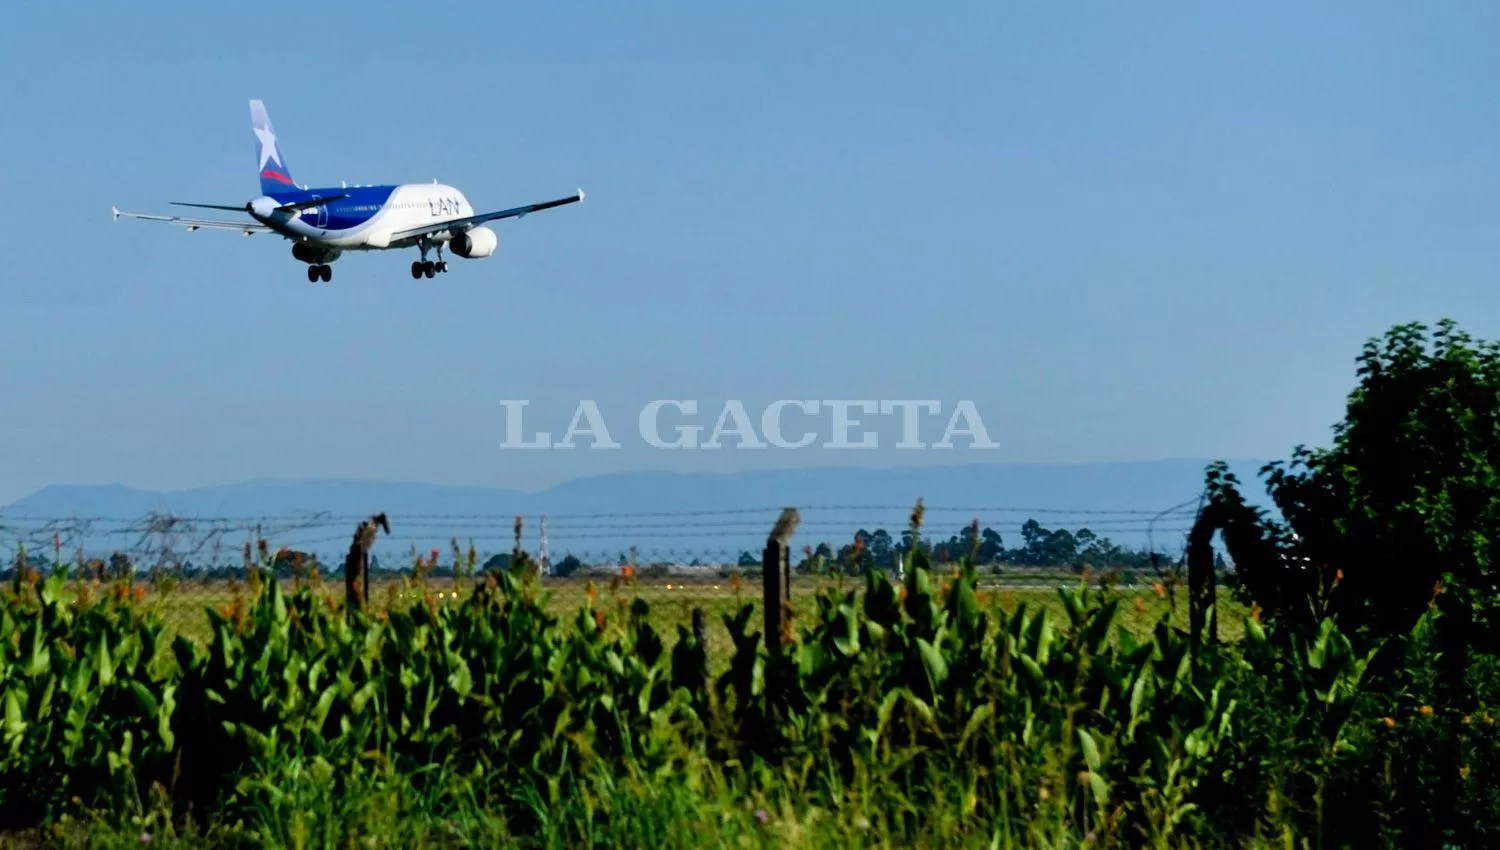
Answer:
xmin=250 ymin=99 xmax=296 ymax=193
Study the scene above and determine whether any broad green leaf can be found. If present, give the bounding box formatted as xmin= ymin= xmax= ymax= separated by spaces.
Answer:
xmin=960 ymin=703 xmax=994 ymax=748
xmin=1077 ymin=727 xmax=1103 ymax=772
xmin=916 ymin=638 xmax=949 ymax=692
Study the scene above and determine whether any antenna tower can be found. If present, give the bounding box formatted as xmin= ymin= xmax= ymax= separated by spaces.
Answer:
xmin=539 ymin=515 xmax=552 ymax=576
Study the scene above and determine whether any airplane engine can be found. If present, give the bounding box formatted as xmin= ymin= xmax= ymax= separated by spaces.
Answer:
xmin=451 ymin=226 xmax=498 ymax=258
xmin=291 ymin=242 xmax=341 ymax=264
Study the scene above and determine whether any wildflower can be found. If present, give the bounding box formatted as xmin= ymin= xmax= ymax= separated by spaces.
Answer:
xmin=1463 ymin=715 xmax=1474 ymax=725
xmin=754 ymin=809 xmax=769 ymax=825
xmin=1133 ymin=596 xmax=1147 ymax=615
xmin=1461 ymin=765 xmax=1472 ymax=780
xmin=853 ymin=815 xmax=870 ymax=830
xmin=1381 ymin=716 xmax=1396 ymax=729
xmin=1420 ymin=705 xmax=1434 ymax=717
xmin=1335 ymin=568 xmax=1345 ymax=582
xmin=594 ymin=608 xmax=606 ymax=630
xmin=1250 ymin=602 xmax=1262 ymax=622
xmin=139 ymin=832 xmax=152 ymax=844
xmin=1152 ymin=582 xmax=1166 ymax=598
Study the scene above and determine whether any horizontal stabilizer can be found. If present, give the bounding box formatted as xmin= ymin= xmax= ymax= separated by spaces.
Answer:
xmin=275 ymin=194 xmax=347 ymax=213
xmin=172 ymin=201 xmax=249 ymax=212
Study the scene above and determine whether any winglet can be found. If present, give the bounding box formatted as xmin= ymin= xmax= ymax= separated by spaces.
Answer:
xmin=111 ymin=205 xmax=120 ymax=220
xmin=578 ymin=188 xmax=585 ymax=202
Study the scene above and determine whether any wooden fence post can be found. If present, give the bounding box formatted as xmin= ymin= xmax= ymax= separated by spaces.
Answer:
xmin=763 ymin=507 xmax=799 ymax=653
xmin=344 ymin=512 xmax=389 ymax=612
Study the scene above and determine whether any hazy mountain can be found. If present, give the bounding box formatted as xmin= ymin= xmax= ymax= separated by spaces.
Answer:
xmin=2 ymin=460 xmax=1270 ymax=565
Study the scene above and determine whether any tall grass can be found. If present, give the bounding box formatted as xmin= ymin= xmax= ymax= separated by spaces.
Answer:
xmin=2 ymin=536 xmax=1496 ymax=848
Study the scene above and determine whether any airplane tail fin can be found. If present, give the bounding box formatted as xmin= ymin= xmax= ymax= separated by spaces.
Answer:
xmin=250 ymin=99 xmax=296 ymax=193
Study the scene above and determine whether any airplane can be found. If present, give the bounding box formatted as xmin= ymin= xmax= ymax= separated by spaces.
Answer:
xmin=112 ymin=100 xmax=583 ymax=283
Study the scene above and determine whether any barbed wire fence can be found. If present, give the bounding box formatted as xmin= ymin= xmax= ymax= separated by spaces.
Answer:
xmin=0 ymin=502 xmax=1206 ymax=644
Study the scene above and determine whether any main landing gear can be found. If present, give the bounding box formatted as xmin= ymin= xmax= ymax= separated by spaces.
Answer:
xmin=306 ymin=264 xmax=332 ymax=283
xmin=411 ymin=242 xmax=448 ymax=279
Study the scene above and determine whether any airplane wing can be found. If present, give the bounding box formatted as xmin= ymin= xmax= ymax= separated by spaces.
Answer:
xmin=112 ymin=206 xmax=271 ymax=235
xmin=388 ymin=189 xmax=583 ymax=241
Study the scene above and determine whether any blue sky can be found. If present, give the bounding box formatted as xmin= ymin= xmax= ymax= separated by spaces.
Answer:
xmin=2 ymin=2 xmax=1499 ymax=505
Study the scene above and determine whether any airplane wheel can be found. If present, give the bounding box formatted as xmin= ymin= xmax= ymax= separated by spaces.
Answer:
xmin=411 ymin=261 xmax=423 ymax=279
xmin=319 ymin=264 xmax=332 ymax=282
xmin=437 ymin=261 xmax=448 ymax=273
xmin=307 ymin=265 xmax=319 ymax=283
xmin=423 ymin=261 xmax=436 ymax=278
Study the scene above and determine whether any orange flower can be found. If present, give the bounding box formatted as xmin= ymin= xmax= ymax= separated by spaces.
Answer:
xmin=1133 ymin=597 xmax=1147 ymax=615
xmin=1420 ymin=705 xmax=1434 ymax=717
xmin=593 ymin=608 xmax=606 ymax=630
xmin=1381 ymin=717 xmax=1396 ymax=729
xmin=1461 ymin=765 xmax=1472 ymax=780
xmin=1334 ymin=568 xmax=1345 ymax=582
xmin=1152 ymin=582 xmax=1166 ymax=598
xmin=1250 ymin=603 xmax=1262 ymax=622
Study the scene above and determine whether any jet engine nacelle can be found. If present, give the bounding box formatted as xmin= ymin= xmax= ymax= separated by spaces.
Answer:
xmin=451 ymin=226 xmax=497 ymax=258
xmin=291 ymin=242 xmax=341 ymax=264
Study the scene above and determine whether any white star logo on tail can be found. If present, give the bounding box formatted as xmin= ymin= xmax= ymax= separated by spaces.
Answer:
xmin=254 ymin=125 xmax=280 ymax=170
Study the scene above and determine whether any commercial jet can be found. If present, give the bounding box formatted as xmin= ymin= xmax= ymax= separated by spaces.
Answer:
xmin=112 ymin=100 xmax=583 ymax=282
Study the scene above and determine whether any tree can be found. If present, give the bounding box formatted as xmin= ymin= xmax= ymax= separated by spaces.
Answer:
xmin=554 ymin=554 xmax=583 ymax=578
xmin=980 ymin=528 xmax=1004 ymax=563
xmin=868 ymin=529 xmax=894 ymax=569
xmin=1209 ymin=319 xmax=1500 ymax=652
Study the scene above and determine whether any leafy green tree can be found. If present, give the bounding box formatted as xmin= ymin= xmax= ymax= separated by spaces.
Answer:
xmin=554 ymin=554 xmax=583 ymax=578
xmin=1211 ymin=320 xmax=1500 ymax=644
xmin=979 ymin=528 xmax=1003 ymax=563
xmin=868 ymin=529 xmax=894 ymax=568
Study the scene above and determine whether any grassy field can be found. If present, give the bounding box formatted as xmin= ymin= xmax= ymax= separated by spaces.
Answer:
xmin=131 ymin=570 xmax=1247 ymax=669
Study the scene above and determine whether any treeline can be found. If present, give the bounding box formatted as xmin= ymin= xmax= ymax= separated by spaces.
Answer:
xmin=797 ymin=518 xmax=1179 ymax=575
xmin=2 ymin=516 xmax=1189 ymax=584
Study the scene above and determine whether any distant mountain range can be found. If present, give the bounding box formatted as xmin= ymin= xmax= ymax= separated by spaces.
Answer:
xmin=2 ymin=460 xmax=1272 ymax=566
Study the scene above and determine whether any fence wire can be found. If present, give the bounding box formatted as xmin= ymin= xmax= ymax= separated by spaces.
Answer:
xmin=0 ymin=503 xmax=1205 ymax=647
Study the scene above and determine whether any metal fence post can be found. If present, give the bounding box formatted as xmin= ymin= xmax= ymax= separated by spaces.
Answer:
xmin=763 ymin=507 xmax=799 ymax=652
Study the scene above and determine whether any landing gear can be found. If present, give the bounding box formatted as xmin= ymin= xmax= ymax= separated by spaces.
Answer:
xmin=307 ymin=264 xmax=332 ymax=283
xmin=411 ymin=242 xmax=449 ymax=279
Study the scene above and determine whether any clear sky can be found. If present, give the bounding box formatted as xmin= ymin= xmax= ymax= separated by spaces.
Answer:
xmin=2 ymin=2 xmax=1499 ymax=505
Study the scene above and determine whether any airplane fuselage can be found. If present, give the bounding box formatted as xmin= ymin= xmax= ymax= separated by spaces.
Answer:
xmin=252 ymin=183 xmax=475 ymax=250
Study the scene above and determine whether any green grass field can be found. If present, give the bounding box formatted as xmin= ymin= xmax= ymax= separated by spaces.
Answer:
xmin=132 ymin=571 xmax=1247 ymax=670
